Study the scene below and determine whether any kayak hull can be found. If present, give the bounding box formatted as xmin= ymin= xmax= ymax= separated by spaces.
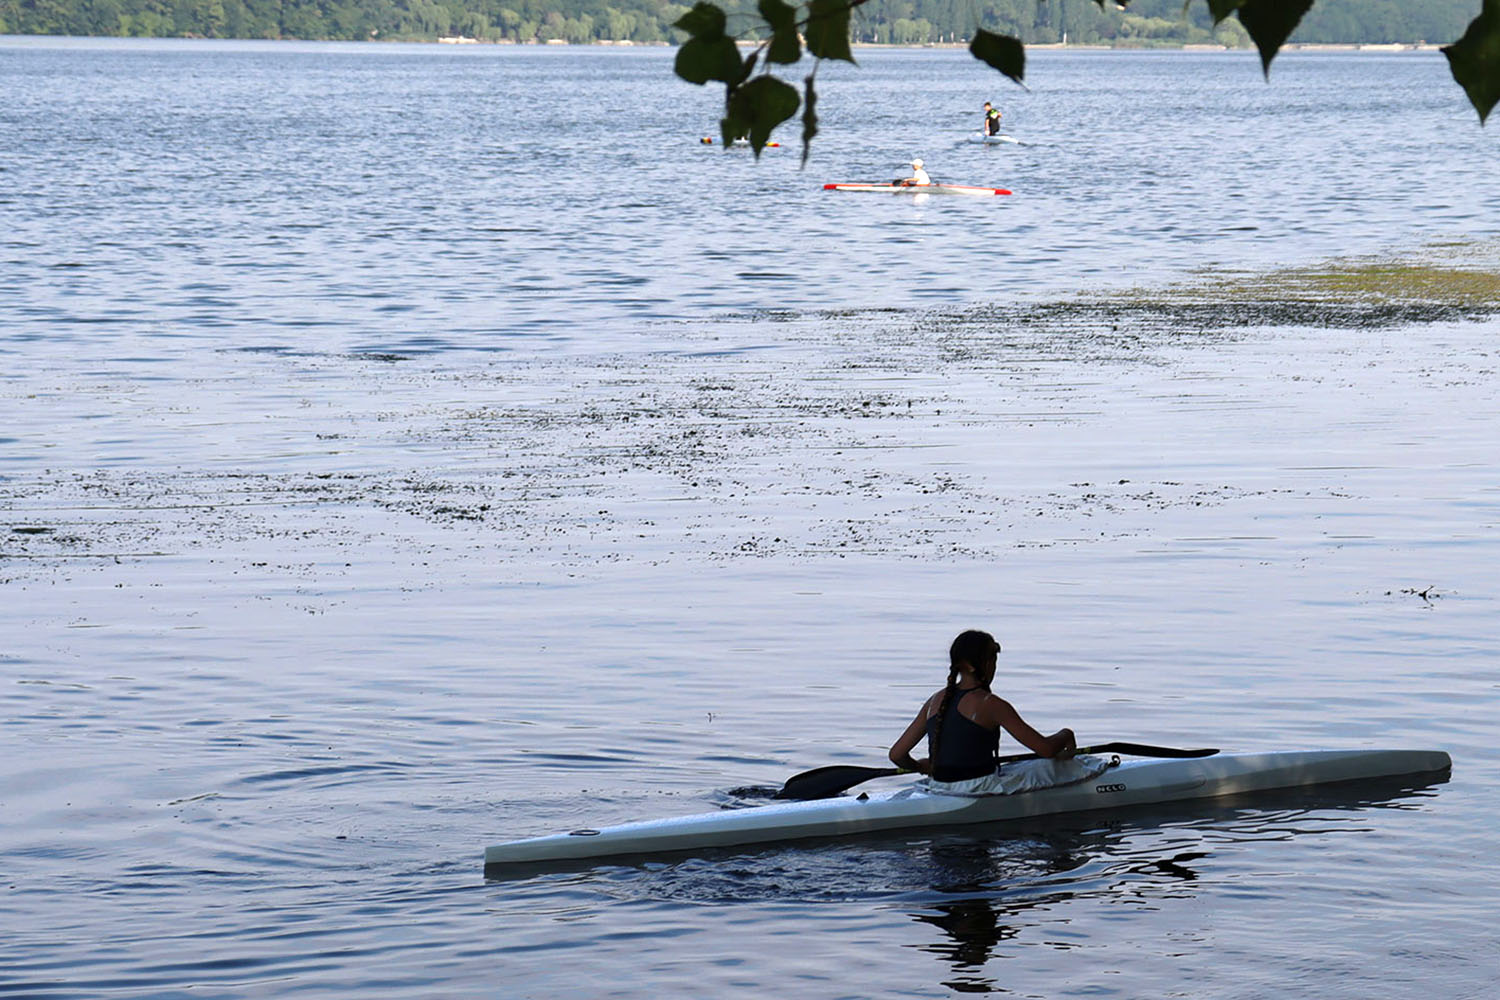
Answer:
xmin=484 ymin=749 xmax=1450 ymax=868
xmin=824 ymin=182 xmax=1011 ymax=196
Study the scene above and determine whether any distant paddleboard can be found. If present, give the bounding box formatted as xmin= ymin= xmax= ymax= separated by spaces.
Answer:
xmin=967 ymin=133 xmax=1020 ymax=145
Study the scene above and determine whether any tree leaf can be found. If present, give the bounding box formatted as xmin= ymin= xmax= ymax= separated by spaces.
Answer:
xmin=969 ymin=29 xmax=1026 ymax=85
xmin=675 ymin=36 xmax=744 ymax=85
xmin=721 ymin=107 xmax=746 ymax=147
xmin=759 ymin=0 xmax=801 ymax=65
xmin=672 ymin=2 xmax=743 ymax=85
xmin=717 ymin=54 xmax=762 ymax=145
xmin=801 ymin=74 xmax=819 ymax=167
xmin=1205 ymin=0 xmax=1244 ymax=22
xmin=727 ymin=74 xmax=801 ymax=157
xmin=1443 ymin=0 xmax=1500 ymax=124
xmin=1234 ymin=0 xmax=1313 ymax=78
xmin=805 ymin=0 xmax=855 ymax=64
xmin=673 ymin=2 xmax=726 ymax=40
xmin=737 ymin=51 xmax=760 ymax=88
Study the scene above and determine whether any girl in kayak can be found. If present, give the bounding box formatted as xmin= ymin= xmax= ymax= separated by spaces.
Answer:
xmin=900 ymin=158 xmax=931 ymax=186
xmin=888 ymin=630 xmax=1076 ymax=784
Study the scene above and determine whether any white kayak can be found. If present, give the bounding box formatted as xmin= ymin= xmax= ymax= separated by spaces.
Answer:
xmin=968 ymin=133 xmax=1020 ymax=145
xmin=484 ymin=748 xmax=1450 ymax=868
xmin=824 ymin=182 xmax=1011 ymax=196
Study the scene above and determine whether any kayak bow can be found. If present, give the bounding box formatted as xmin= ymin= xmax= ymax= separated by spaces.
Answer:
xmin=483 ymin=748 xmax=1450 ymax=869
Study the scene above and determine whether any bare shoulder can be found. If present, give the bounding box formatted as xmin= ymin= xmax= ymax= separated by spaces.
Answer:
xmin=977 ymin=692 xmax=1019 ymax=724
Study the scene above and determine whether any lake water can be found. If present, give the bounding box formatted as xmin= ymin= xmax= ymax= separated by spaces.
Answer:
xmin=2 ymin=37 xmax=1498 ymax=999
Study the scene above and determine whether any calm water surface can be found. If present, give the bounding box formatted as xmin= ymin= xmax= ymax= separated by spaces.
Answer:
xmin=1 ymin=38 xmax=1498 ymax=999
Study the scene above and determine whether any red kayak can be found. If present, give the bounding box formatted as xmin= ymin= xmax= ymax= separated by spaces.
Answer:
xmin=824 ymin=182 xmax=1011 ymax=196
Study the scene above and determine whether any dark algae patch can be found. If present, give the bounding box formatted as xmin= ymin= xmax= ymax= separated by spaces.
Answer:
xmin=974 ymin=249 xmax=1500 ymax=336
xmin=828 ymin=245 xmax=1500 ymax=367
xmin=1142 ymin=247 xmax=1500 ymax=329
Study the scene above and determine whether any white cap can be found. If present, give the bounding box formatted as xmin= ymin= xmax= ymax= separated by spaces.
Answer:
xmin=911 ymin=158 xmax=924 ymax=168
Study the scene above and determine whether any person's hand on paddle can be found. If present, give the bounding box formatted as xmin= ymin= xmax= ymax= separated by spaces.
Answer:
xmin=891 ymin=753 xmax=930 ymax=775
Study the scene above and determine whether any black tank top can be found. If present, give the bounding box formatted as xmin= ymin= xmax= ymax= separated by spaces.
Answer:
xmin=925 ymin=688 xmax=1000 ymax=782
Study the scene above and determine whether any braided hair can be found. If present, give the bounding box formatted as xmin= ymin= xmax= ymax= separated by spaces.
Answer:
xmin=929 ymin=630 xmax=1000 ymax=771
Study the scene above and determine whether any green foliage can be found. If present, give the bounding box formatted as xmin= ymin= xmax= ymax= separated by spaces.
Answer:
xmin=1206 ymin=0 xmax=1314 ymax=76
xmin=799 ymin=72 xmax=818 ymax=166
xmin=757 ymin=0 xmax=800 ymax=63
xmin=0 ymin=0 xmax=712 ymax=41
xmin=673 ymin=0 xmax=722 ymax=36
xmin=968 ymin=28 xmax=1022 ymax=84
xmin=1443 ymin=0 xmax=1500 ymax=123
xmin=725 ymin=72 xmax=800 ymax=150
xmin=673 ymin=2 xmax=743 ymax=84
xmin=803 ymin=0 xmax=854 ymax=62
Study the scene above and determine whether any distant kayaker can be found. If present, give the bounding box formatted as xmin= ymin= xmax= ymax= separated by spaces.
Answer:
xmin=900 ymin=158 xmax=931 ymax=186
xmin=888 ymin=630 xmax=1076 ymax=787
xmin=983 ymin=102 xmax=1003 ymax=136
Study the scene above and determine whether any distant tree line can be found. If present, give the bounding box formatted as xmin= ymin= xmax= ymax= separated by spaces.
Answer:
xmin=0 ymin=0 xmax=1479 ymax=45
xmin=0 ymin=0 xmax=692 ymax=41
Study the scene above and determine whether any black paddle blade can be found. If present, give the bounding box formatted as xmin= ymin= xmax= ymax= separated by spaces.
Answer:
xmin=1087 ymin=742 xmax=1219 ymax=758
xmin=774 ymin=764 xmax=902 ymax=800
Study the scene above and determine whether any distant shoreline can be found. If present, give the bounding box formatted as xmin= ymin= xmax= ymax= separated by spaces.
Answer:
xmin=0 ymin=34 xmax=1448 ymax=52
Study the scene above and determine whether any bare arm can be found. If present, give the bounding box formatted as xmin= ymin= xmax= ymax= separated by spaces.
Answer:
xmin=979 ymin=695 xmax=1075 ymax=758
xmin=888 ymin=702 xmax=933 ymax=774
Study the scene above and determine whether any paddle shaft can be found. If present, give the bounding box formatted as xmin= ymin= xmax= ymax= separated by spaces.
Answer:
xmin=774 ymin=742 xmax=1218 ymax=800
xmin=1012 ymin=741 xmax=1219 ymax=763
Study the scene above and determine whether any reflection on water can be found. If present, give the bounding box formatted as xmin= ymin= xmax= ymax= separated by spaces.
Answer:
xmin=478 ymin=774 xmax=1451 ymax=996
xmin=916 ymin=900 xmax=1013 ymax=993
xmin=895 ymin=774 xmax=1448 ymax=994
xmin=909 ymin=841 xmax=1206 ymax=994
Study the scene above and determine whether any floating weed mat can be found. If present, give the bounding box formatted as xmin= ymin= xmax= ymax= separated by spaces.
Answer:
xmin=913 ymin=244 xmax=1500 ymax=340
xmin=1151 ymin=244 xmax=1500 ymax=326
xmin=1272 ymin=263 xmax=1500 ymax=304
